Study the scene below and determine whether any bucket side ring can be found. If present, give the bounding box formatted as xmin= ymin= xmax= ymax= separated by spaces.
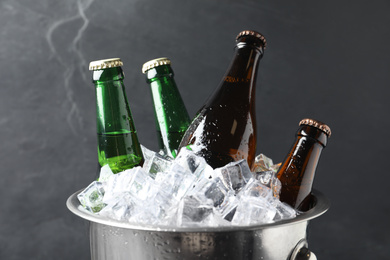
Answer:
xmin=289 ymin=239 xmax=317 ymax=260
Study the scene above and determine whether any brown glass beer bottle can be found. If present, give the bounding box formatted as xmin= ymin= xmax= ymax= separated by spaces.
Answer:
xmin=178 ymin=30 xmax=266 ymax=169
xmin=276 ymin=118 xmax=331 ymax=211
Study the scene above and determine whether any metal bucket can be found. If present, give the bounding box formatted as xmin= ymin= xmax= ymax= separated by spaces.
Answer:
xmin=67 ymin=189 xmax=329 ymax=260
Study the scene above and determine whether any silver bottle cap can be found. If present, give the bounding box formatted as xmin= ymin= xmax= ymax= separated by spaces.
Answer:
xmin=89 ymin=58 xmax=123 ymax=71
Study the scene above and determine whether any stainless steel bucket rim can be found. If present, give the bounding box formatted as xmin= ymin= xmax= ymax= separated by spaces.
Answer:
xmin=66 ymin=188 xmax=330 ymax=233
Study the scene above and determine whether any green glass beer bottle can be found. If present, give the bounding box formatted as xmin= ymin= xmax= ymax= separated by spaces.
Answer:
xmin=276 ymin=118 xmax=331 ymax=211
xmin=142 ymin=58 xmax=191 ymax=158
xmin=89 ymin=58 xmax=144 ymax=174
xmin=178 ymin=30 xmax=266 ymax=169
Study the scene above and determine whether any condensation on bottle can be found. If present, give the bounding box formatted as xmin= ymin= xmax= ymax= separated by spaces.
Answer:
xmin=178 ymin=30 xmax=267 ymax=169
xmin=90 ymin=58 xmax=144 ymax=174
xmin=142 ymin=57 xmax=191 ymax=158
xmin=276 ymin=118 xmax=331 ymax=211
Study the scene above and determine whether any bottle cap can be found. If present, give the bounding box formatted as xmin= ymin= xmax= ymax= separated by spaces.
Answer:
xmin=89 ymin=58 xmax=123 ymax=71
xmin=236 ymin=30 xmax=267 ymax=49
xmin=299 ymin=118 xmax=331 ymax=137
xmin=142 ymin=57 xmax=171 ymax=74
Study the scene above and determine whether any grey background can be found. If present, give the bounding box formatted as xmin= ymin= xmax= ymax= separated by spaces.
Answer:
xmin=1 ymin=0 xmax=389 ymax=259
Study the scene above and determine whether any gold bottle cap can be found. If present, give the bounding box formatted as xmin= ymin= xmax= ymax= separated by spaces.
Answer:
xmin=236 ymin=30 xmax=267 ymax=49
xmin=89 ymin=58 xmax=123 ymax=71
xmin=142 ymin=57 xmax=171 ymax=74
xmin=299 ymin=118 xmax=331 ymax=137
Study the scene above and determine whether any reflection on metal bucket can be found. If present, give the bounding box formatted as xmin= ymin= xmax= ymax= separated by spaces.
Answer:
xmin=67 ymin=190 xmax=329 ymax=260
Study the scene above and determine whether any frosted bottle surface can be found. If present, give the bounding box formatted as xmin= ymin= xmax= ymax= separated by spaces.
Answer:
xmin=178 ymin=30 xmax=266 ymax=169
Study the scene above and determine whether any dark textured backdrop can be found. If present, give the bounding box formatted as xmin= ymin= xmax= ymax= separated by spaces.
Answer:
xmin=1 ymin=0 xmax=389 ymax=259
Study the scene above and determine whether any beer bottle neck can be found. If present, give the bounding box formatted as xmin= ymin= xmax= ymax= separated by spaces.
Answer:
xmin=225 ymin=44 xmax=263 ymax=81
xmin=145 ymin=64 xmax=174 ymax=83
xmin=289 ymin=125 xmax=328 ymax=178
xmin=204 ymin=43 xmax=263 ymax=109
xmin=297 ymin=125 xmax=328 ymax=147
xmin=93 ymin=66 xmax=124 ymax=82
xmin=93 ymin=67 xmax=132 ymax=135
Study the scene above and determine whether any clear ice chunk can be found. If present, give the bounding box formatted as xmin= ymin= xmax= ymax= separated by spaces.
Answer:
xmin=77 ymin=181 xmax=106 ymax=213
xmin=141 ymin=145 xmax=154 ymax=162
xmin=126 ymin=188 xmax=175 ymax=226
xmin=148 ymin=189 xmax=176 ymax=223
xmin=253 ymin=170 xmax=282 ymax=198
xmin=154 ymin=163 xmax=197 ymax=200
xmin=187 ymin=177 xmax=238 ymax=220
xmin=175 ymin=147 xmax=209 ymax=178
xmin=206 ymin=210 xmax=232 ymax=227
xmin=270 ymin=163 xmax=281 ymax=173
xmin=232 ymin=178 xmax=291 ymax=225
xmin=177 ymin=195 xmax=214 ymax=226
xmin=103 ymin=167 xmax=155 ymax=203
xmin=239 ymin=178 xmax=275 ymax=203
xmin=103 ymin=169 xmax=135 ymax=203
xmin=232 ymin=197 xmax=277 ymax=225
xmin=253 ymin=153 xmax=281 ymax=173
xmin=125 ymin=167 xmax=156 ymax=201
xmin=215 ymin=159 xmax=252 ymax=192
xmin=98 ymin=164 xmax=114 ymax=182
xmin=99 ymin=192 xmax=138 ymax=221
xmin=189 ymin=177 xmax=225 ymax=206
xmin=142 ymin=147 xmax=172 ymax=179
xmin=273 ymin=201 xmax=297 ymax=221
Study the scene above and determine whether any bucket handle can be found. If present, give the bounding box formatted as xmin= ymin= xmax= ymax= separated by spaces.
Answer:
xmin=289 ymin=239 xmax=317 ymax=260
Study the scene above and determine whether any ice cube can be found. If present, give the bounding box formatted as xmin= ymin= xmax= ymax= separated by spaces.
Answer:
xmin=77 ymin=181 xmax=105 ymax=213
xmin=99 ymin=192 xmax=138 ymax=221
xmin=98 ymin=164 xmax=114 ymax=182
xmin=103 ymin=167 xmax=155 ymax=203
xmin=197 ymin=210 xmax=232 ymax=227
xmin=253 ymin=170 xmax=282 ymax=198
xmin=177 ymin=195 xmax=214 ymax=226
xmin=141 ymin=145 xmax=154 ymax=162
xmin=154 ymin=163 xmax=197 ymax=200
xmin=253 ymin=154 xmax=281 ymax=173
xmin=142 ymin=149 xmax=172 ymax=179
xmin=144 ymin=188 xmax=180 ymax=225
xmin=119 ymin=188 xmax=174 ymax=226
xmin=273 ymin=201 xmax=297 ymax=221
xmin=128 ymin=209 xmax=160 ymax=226
xmin=187 ymin=177 xmax=238 ymax=220
xmin=188 ymin=210 xmax=231 ymax=227
xmin=216 ymin=192 xmax=239 ymax=220
xmin=188 ymin=178 xmax=224 ymax=206
xmin=126 ymin=167 xmax=156 ymax=201
xmin=175 ymin=147 xmax=209 ymax=178
xmin=103 ymin=169 xmax=135 ymax=203
xmin=238 ymin=178 xmax=275 ymax=203
xmin=233 ymin=178 xmax=281 ymax=225
xmin=232 ymin=197 xmax=277 ymax=225
xmin=270 ymin=163 xmax=281 ymax=173
xmin=214 ymin=159 xmax=252 ymax=192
